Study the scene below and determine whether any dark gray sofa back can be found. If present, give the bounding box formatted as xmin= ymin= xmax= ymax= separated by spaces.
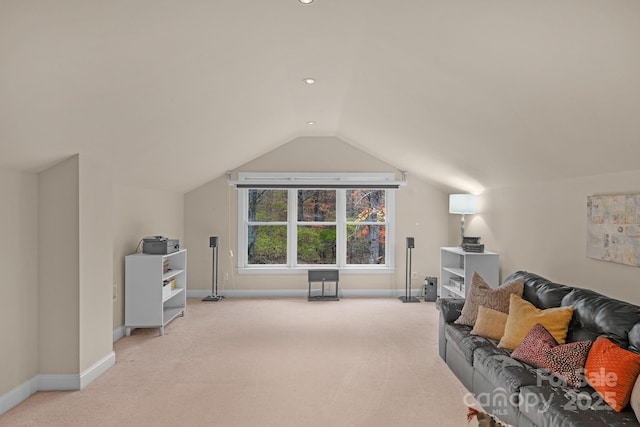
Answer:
xmin=504 ymin=271 xmax=640 ymax=352
xmin=562 ymin=288 xmax=640 ymax=349
xmin=504 ymin=271 xmax=573 ymax=308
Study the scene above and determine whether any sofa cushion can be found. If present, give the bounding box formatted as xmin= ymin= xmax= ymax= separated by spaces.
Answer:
xmin=585 ymin=336 xmax=640 ymax=412
xmin=445 ymin=323 xmax=495 ymax=365
xmin=498 ymin=294 xmax=574 ymax=350
xmin=455 ymin=273 xmax=524 ymax=327
xmin=473 ymin=343 xmax=513 ymax=366
xmin=519 ymin=384 xmax=640 ymax=427
xmin=562 ymin=289 xmax=640 ymax=348
xmin=473 ymin=345 xmax=540 ymax=394
xmin=471 ymin=306 xmax=508 ymax=341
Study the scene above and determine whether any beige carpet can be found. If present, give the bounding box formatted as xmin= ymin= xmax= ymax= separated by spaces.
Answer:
xmin=1 ymin=298 xmax=479 ymax=426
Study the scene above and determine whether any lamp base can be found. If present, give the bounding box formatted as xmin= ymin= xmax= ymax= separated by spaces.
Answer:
xmin=398 ymin=296 xmax=420 ymax=303
xmin=202 ymin=295 xmax=224 ymax=302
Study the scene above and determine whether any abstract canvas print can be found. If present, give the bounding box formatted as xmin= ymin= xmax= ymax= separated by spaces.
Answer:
xmin=587 ymin=194 xmax=640 ymax=267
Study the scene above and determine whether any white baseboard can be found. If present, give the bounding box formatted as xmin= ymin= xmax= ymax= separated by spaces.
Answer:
xmin=113 ymin=326 xmax=126 ymax=342
xmin=0 ymin=376 xmax=38 ymax=415
xmin=37 ymin=374 xmax=80 ymax=391
xmin=0 ymin=351 xmax=116 ymax=415
xmin=187 ymin=288 xmax=423 ymax=299
xmin=80 ymin=351 xmax=115 ymax=389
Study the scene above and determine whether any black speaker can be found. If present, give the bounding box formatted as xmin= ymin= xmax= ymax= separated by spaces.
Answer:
xmin=406 ymin=237 xmax=415 ymax=249
xmin=424 ymin=276 xmax=437 ymax=302
xmin=209 ymin=236 xmax=218 ymax=248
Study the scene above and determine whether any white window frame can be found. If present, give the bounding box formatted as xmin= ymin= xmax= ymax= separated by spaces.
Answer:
xmin=237 ymin=172 xmax=396 ymax=274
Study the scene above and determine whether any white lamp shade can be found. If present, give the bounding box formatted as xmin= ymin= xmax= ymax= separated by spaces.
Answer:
xmin=449 ymin=194 xmax=477 ymax=214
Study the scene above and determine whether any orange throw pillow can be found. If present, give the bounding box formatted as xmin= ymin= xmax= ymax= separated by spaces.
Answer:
xmin=585 ymin=336 xmax=640 ymax=412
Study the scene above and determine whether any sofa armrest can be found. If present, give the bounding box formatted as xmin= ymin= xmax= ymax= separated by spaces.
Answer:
xmin=437 ymin=298 xmax=465 ymax=323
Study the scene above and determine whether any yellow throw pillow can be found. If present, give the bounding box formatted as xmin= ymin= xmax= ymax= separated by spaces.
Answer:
xmin=471 ymin=305 xmax=508 ymax=341
xmin=498 ymin=294 xmax=573 ymax=350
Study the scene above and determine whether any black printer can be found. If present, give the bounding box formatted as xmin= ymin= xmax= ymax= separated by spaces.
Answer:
xmin=142 ymin=236 xmax=180 ymax=255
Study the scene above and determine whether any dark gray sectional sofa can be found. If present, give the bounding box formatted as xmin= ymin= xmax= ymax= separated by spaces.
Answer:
xmin=438 ymin=271 xmax=640 ymax=427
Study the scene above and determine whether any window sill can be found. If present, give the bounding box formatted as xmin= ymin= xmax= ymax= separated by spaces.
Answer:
xmin=237 ymin=266 xmax=394 ymax=275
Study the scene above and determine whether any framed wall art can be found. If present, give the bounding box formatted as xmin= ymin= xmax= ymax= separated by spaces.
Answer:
xmin=587 ymin=194 xmax=640 ymax=267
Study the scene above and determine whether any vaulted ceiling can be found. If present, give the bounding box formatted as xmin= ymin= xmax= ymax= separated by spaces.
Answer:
xmin=1 ymin=1 xmax=639 ymax=193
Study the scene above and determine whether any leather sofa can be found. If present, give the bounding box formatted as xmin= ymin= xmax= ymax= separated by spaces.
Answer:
xmin=438 ymin=271 xmax=640 ymax=427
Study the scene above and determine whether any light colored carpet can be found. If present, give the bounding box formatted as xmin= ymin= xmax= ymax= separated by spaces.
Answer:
xmin=1 ymin=298 xmax=479 ymax=426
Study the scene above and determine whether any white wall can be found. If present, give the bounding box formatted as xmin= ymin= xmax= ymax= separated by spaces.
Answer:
xmin=79 ymin=157 xmax=114 ymax=371
xmin=38 ymin=156 xmax=80 ymax=375
xmin=2 ymin=155 xmax=116 ymax=409
xmin=0 ymin=169 xmax=38 ymax=396
xmin=184 ymin=137 xmax=449 ymax=295
xmin=2 ymin=157 xmax=182 ymax=413
xmin=112 ymin=184 xmax=184 ymax=328
xmin=464 ymin=169 xmax=640 ymax=305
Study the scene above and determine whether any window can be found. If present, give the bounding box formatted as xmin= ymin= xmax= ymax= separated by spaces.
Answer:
xmin=345 ymin=189 xmax=386 ymax=265
xmin=247 ymin=189 xmax=288 ymax=264
xmin=297 ymin=190 xmax=337 ymax=264
xmin=238 ymin=173 xmax=395 ymax=273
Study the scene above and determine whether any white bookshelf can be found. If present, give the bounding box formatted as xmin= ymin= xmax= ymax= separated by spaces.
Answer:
xmin=125 ymin=249 xmax=187 ymax=336
xmin=439 ymin=247 xmax=498 ymax=299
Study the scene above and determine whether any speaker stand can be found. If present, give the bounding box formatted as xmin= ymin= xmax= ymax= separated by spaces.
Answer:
xmin=399 ymin=244 xmax=419 ymax=303
xmin=203 ymin=240 xmax=224 ymax=302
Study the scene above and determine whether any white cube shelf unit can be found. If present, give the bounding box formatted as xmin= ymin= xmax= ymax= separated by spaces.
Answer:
xmin=125 ymin=249 xmax=187 ymax=336
xmin=440 ymin=247 xmax=498 ymax=299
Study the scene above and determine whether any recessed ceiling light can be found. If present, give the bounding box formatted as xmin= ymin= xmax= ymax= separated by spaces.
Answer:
xmin=299 ymin=0 xmax=314 ymax=4
xmin=307 ymin=121 xmax=316 ymax=125
xmin=303 ymin=78 xmax=316 ymax=85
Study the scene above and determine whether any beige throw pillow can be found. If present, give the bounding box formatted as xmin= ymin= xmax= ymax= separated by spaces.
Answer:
xmin=471 ymin=305 xmax=508 ymax=341
xmin=630 ymin=371 xmax=640 ymax=421
xmin=498 ymin=294 xmax=574 ymax=350
xmin=455 ymin=273 xmax=524 ymax=327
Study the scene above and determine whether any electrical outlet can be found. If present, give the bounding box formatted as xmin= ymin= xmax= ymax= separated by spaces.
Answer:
xmin=223 ymin=272 xmax=229 ymax=281
xmin=412 ymin=272 xmax=418 ymax=279
xmin=113 ymin=283 xmax=118 ymax=302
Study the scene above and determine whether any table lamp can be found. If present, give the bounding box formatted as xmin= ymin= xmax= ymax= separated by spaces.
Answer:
xmin=449 ymin=194 xmax=477 ymax=246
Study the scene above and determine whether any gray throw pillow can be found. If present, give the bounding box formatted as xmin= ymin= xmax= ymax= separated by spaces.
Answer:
xmin=455 ymin=272 xmax=524 ymax=327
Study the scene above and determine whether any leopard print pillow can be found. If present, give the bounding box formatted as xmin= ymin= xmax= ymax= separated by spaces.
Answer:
xmin=511 ymin=323 xmax=592 ymax=388
xmin=544 ymin=340 xmax=592 ymax=388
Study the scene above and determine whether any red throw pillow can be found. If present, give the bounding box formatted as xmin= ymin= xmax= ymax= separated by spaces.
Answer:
xmin=585 ymin=336 xmax=640 ymax=412
xmin=511 ymin=324 xmax=557 ymax=368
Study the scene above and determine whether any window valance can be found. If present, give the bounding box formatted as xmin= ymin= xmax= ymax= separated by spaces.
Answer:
xmin=228 ymin=172 xmax=407 ymax=189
